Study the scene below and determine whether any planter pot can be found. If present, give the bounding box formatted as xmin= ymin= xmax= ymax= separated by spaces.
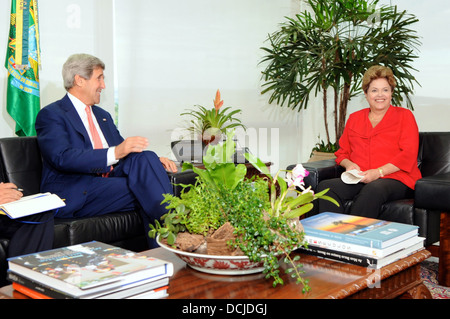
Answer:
xmin=308 ymin=151 xmax=336 ymax=163
xmin=201 ymin=127 xmax=222 ymax=146
xmin=157 ymin=236 xmax=265 ymax=275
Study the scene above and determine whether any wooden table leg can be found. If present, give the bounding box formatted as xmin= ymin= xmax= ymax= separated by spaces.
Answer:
xmin=439 ymin=212 xmax=450 ymax=287
xmin=401 ymin=283 xmax=433 ymax=299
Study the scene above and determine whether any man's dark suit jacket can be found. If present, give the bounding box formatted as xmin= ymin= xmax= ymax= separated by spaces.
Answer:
xmin=35 ymin=94 xmax=125 ymax=217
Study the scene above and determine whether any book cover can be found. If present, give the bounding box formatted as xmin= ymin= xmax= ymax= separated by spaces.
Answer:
xmin=8 ymin=241 xmax=173 ymax=297
xmin=127 ymin=286 xmax=168 ymax=299
xmin=301 ymin=212 xmax=418 ymax=249
xmin=304 ymin=235 xmax=424 ymax=258
xmin=299 ymin=240 xmax=424 ymax=269
xmin=9 ymin=272 xmax=169 ymax=299
xmin=12 ymin=282 xmax=52 ymax=299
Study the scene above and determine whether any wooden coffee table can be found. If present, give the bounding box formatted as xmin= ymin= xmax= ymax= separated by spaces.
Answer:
xmin=0 ymin=248 xmax=431 ymax=299
xmin=148 ymin=248 xmax=432 ymax=299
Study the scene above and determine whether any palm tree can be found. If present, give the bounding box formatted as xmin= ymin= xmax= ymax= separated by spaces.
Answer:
xmin=260 ymin=0 xmax=421 ymax=147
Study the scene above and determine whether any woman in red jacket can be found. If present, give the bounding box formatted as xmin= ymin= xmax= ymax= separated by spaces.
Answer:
xmin=317 ymin=65 xmax=422 ymax=218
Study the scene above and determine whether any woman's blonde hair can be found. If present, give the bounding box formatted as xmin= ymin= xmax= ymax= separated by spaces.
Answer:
xmin=362 ymin=65 xmax=396 ymax=93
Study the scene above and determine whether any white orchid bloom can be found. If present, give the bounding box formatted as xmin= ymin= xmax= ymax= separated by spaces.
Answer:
xmin=285 ymin=164 xmax=309 ymax=188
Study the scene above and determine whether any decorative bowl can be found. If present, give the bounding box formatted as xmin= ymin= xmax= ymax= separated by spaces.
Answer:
xmin=157 ymin=236 xmax=265 ymax=275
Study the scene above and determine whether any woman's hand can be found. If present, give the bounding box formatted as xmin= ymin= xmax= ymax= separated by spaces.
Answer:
xmin=360 ymin=163 xmax=400 ymax=183
xmin=340 ymin=159 xmax=361 ymax=172
xmin=360 ymin=169 xmax=381 ymax=184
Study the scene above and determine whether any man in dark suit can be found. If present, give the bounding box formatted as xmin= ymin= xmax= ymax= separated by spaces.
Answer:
xmin=35 ymin=53 xmax=177 ymax=248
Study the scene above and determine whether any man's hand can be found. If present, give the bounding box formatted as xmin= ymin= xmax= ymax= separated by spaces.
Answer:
xmin=114 ymin=137 xmax=178 ymax=172
xmin=160 ymin=157 xmax=178 ymax=173
xmin=0 ymin=183 xmax=23 ymax=205
xmin=115 ymin=136 xmax=149 ymax=160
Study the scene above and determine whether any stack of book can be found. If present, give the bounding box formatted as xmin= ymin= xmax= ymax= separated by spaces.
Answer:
xmin=299 ymin=212 xmax=424 ymax=269
xmin=7 ymin=241 xmax=173 ymax=299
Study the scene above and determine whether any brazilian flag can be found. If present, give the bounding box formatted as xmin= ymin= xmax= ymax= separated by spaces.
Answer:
xmin=4 ymin=0 xmax=41 ymax=137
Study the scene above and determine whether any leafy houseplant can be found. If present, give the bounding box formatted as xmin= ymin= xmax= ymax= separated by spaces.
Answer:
xmin=181 ymin=90 xmax=246 ymax=145
xmin=309 ymin=138 xmax=338 ymax=162
xmin=311 ymin=139 xmax=338 ymax=155
xmin=149 ymin=130 xmax=338 ymax=290
xmin=260 ymin=0 xmax=421 ymax=148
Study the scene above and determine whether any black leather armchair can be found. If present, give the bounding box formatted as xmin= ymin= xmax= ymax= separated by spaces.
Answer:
xmin=288 ymin=131 xmax=450 ymax=286
xmin=0 ymin=136 xmax=198 ymax=287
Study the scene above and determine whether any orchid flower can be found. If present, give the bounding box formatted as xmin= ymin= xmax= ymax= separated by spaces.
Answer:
xmin=285 ymin=164 xmax=309 ymax=189
xmin=243 ymin=153 xmax=339 ymax=219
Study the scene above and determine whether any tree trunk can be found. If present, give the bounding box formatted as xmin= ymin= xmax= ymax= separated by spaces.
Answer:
xmin=322 ymin=86 xmax=330 ymax=146
xmin=334 ymin=86 xmax=339 ymax=146
xmin=321 ymin=57 xmax=331 ymax=146
xmin=337 ymin=81 xmax=351 ymax=142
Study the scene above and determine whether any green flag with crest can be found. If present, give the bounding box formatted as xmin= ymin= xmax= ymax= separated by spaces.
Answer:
xmin=5 ymin=0 xmax=41 ymax=136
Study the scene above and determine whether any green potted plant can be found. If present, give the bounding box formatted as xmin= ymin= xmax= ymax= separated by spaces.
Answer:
xmin=309 ymin=138 xmax=338 ymax=162
xmin=181 ymin=90 xmax=246 ymax=145
xmin=149 ymin=130 xmax=338 ymax=290
xmin=260 ymin=0 xmax=421 ymax=151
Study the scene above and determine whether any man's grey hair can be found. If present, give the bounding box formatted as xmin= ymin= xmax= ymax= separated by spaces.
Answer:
xmin=62 ymin=53 xmax=105 ymax=91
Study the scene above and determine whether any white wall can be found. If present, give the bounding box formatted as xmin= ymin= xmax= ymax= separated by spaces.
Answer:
xmin=113 ymin=0 xmax=304 ymax=172
xmin=373 ymin=0 xmax=450 ymax=133
xmin=0 ymin=0 xmax=116 ymax=136
xmin=0 ymin=0 xmax=449 ymax=174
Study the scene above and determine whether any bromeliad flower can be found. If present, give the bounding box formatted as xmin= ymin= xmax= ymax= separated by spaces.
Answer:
xmin=213 ymin=89 xmax=224 ymax=114
xmin=181 ymin=90 xmax=246 ymax=145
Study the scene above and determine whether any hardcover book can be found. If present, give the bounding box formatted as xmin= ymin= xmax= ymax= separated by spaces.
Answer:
xmin=301 ymin=212 xmax=418 ymax=249
xmin=9 ymin=274 xmax=169 ymax=299
xmin=8 ymin=241 xmax=173 ymax=298
xmin=304 ymin=235 xmax=424 ymax=258
xmin=299 ymin=239 xmax=424 ymax=269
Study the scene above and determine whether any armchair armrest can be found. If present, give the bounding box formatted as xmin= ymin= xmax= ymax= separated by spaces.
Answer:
xmin=415 ymin=172 xmax=450 ymax=211
xmin=288 ymin=159 xmax=342 ymax=191
xmin=166 ymin=170 xmax=198 ymax=197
